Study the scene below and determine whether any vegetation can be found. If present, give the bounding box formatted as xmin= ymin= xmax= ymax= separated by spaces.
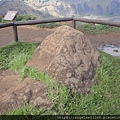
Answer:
xmin=0 ymin=42 xmax=40 ymax=70
xmin=76 ymin=23 xmax=120 ymax=34
xmin=37 ymin=21 xmax=120 ymax=34
xmin=37 ymin=23 xmax=60 ymax=29
xmin=1 ymin=14 xmax=120 ymax=35
xmin=0 ymin=14 xmax=36 ymax=23
xmin=0 ymin=42 xmax=120 ymax=115
xmin=14 ymin=14 xmax=36 ymax=21
xmin=0 ymin=17 xmax=2 ymax=22
xmin=37 ymin=22 xmax=67 ymax=29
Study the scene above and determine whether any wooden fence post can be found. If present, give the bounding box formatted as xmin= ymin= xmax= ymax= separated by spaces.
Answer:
xmin=13 ymin=25 xmax=18 ymax=42
xmin=72 ymin=20 xmax=76 ymax=29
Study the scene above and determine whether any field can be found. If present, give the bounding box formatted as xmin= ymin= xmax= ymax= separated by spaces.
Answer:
xmin=0 ymin=24 xmax=120 ymax=116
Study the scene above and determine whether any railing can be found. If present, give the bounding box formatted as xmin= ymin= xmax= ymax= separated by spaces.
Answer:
xmin=0 ymin=17 xmax=120 ymax=42
xmin=73 ymin=18 xmax=120 ymax=27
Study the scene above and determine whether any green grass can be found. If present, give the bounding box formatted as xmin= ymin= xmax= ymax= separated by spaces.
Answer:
xmin=0 ymin=42 xmax=120 ymax=115
xmin=76 ymin=23 xmax=120 ymax=34
xmin=37 ymin=22 xmax=120 ymax=34
xmin=37 ymin=22 xmax=71 ymax=29
xmin=14 ymin=14 xmax=36 ymax=21
xmin=0 ymin=14 xmax=36 ymax=23
xmin=37 ymin=22 xmax=62 ymax=29
xmin=0 ymin=42 xmax=40 ymax=70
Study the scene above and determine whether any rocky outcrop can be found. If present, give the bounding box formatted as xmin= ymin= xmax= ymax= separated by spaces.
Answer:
xmin=27 ymin=26 xmax=101 ymax=93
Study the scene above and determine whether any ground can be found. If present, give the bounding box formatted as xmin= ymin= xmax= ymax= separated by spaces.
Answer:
xmin=0 ymin=25 xmax=120 ymax=47
xmin=0 ymin=25 xmax=120 ymax=113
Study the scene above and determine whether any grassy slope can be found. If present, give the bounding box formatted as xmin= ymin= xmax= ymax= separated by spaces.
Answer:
xmin=0 ymin=42 xmax=120 ymax=115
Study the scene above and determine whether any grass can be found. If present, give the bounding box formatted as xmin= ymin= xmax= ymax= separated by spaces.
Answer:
xmin=0 ymin=14 xmax=36 ymax=23
xmin=76 ymin=23 xmax=120 ymax=34
xmin=1 ymin=15 xmax=120 ymax=34
xmin=37 ymin=22 xmax=71 ymax=29
xmin=36 ymin=21 xmax=120 ymax=34
xmin=0 ymin=42 xmax=120 ymax=115
xmin=37 ymin=23 xmax=62 ymax=29
xmin=0 ymin=42 xmax=40 ymax=70
xmin=37 ymin=22 xmax=120 ymax=34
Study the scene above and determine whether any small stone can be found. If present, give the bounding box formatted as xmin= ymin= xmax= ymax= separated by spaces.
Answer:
xmin=10 ymin=99 xmax=15 ymax=102
xmin=34 ymin=89 xmax=39 ymax=93
xmin=25 ymin=88 xmax=30 ymax=93
xmin=66 ymin=73 xmax=72 ymax=78
xmin=23 ymin=95 xmax=27 ymax=101
xmin=113 ymin=49 xmax=118 ymax=52
xmin=20 ymin=93 xmax=24 ymax=96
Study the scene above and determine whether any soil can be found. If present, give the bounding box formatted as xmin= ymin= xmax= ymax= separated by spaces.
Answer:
xmin=86 ymin=33 xmax=120 ymax=46
xmin=0 ymin=25 xmax=120 ymax=47
xmin=0 ymin=25 xmax=54 ymax=46
xmin=0 ymin=70 xmax=50 ymax=113
xmin=0 ymin=25 xmax=120 ymax=113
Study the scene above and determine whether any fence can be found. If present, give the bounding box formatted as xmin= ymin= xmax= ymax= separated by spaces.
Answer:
xmin=0 ymin=17 xmax=120 ymax=42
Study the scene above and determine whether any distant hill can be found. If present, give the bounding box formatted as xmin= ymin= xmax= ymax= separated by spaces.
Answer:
xmin=0 ymin=0 xmax=120 ymax=19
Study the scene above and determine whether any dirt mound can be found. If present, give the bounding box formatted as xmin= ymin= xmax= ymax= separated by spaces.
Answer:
xmin=0 ymin=70 xmax=50 ymax=113
xmin=27 ymin=26 xmax=101 ymax=93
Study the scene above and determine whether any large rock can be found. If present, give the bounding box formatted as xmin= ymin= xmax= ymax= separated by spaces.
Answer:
xmin=27 ymin=26 xmax=101 ymax=93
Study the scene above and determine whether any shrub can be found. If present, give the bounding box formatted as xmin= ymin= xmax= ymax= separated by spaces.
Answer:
xmin=14 ymin=14 xmax=36 ymax=21
xmin=0 ymin=14 xmax=36 ymax=23
xmin=37 ymin=23 xmax=62 ymax=29
xmin=76 ymin=23 xmax=120 ymax=34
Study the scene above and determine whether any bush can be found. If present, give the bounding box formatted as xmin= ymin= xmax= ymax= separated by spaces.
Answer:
xmin=37 ymin=23 xmax=62 ymax=29
xmin=76 ymin=23 xmax=120 ymax=34
xmin=14 ymin=14 xmax=36 ymax=21
xmin=37 ymin=22 xmax=72 ymax=29
xmin=0 ymin=14 xmax=36 ymax=23
xmin=1 ymin=19 xmax=11 ymax=23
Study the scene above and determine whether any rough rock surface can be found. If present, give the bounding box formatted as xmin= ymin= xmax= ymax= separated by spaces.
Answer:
xmin=27 ymin=26 xmax=101 ymax=93
xmin=0 ymin=70 xmax=50 ymax=113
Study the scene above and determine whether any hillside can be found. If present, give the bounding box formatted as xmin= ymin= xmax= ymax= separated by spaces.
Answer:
xmin=0 ymin=0 xmax=120 ymax=18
